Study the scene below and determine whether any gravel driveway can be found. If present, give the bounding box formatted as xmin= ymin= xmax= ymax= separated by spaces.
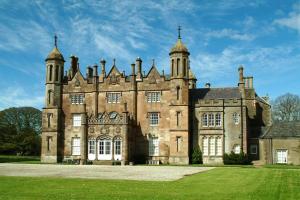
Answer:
xmin=0 ymin=163 xmax=214 ymax=181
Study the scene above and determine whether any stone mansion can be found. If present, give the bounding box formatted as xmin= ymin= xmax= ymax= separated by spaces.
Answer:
xmin=41 ymin=31 xmax=272 ymax=165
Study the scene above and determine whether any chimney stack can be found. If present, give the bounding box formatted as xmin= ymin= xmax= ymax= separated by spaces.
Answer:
xmin=136 ymin=57 xmax=142 ymax=81
xmin=99 ymin=58 xmax=106 ymax=82
xmin=238 ymin=65 xmax=245 ymax=89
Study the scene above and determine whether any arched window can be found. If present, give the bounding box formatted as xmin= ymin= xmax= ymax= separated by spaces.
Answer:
xmin=202 ymin=113 xmax=208 ymax=127
xmin=176 ymin=86 xmax=180 ymax=100
xmin=55 ymin=65 xmax=59 ymax=81
xmin=48 ymin=90 xmax=52 ymax=105
xmin=49 ymin=65 xmax=53 ymax=81
xmin=171 ymin=59 xmax=174 ymax=77
xmin=183 ymin=58 xmax=186 ymax=77
xmin=176 ymin=58 xmax=180 ymax=76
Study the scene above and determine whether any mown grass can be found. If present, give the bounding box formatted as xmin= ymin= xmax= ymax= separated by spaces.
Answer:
xmin=0 ymin=155 xmax=40 ymax=164
xmin=0 ymin=167 xmax=299 ymax=200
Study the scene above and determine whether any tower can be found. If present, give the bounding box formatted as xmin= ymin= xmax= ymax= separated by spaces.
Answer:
xmin=169 ymin=27 xmax=190 ymax=164
xmin=41 ymin=35 xmax=65 ymax=163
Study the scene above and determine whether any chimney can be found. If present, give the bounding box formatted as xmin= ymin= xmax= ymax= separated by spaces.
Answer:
xmin=131 ymin=63 xmax=135 ymax=76
xmin=238 ymin=65 xmax=245 ymax=89
xmin=205 ymin=83 xmax=211 ymax=88
xmin=136 ymin=57 xmax=142 ymax=81
xmin=93 ymin=64 xmax=98 ymax=77
xmin=86 ymin=66 xmax=93 ymax=79
xmin=70 ymin=55 xmax=78 ymax=76
xmin=99 ymin=58 xmax=106 ymax=82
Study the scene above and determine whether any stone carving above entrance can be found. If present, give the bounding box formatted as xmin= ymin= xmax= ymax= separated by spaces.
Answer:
xmin=88 ymin=111 xmax=128 ymax=125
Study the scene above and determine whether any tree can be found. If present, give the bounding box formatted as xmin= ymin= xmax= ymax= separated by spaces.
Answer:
xmin=0 ymin=107 xmax=42 ymax=155
xmin=272 ymin=93 xmax=300 ymax=122
xmin=191 ymin=146 xmax=203 ymax=164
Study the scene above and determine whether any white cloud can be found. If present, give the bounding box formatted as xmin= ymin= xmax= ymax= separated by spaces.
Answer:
xmin=274 ymin=3 xmax=300 ymax=33
xmin=205 ymin=28 xmax=255 ymax=41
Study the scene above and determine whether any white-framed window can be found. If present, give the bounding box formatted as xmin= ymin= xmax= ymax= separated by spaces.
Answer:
xmin=209 ymin=137 xmax=215 ymax=156
xmin=147 ymin=92 xmax=161 ymax=102
xmin=208 ymin=113 xmax=215 ymax=127
xmin=233 ymin=144 xmax=241 ymax=154
xmin=107 ymin=92 xmax=121 ymax=103
xmin=250 ymin=144 xmax=257 ymax=155
xmin=276 ymin=149 xmax=288 ymax=164
xmin=73 ymin=114 xmax=81 ymax=127
xmin=88 ymin=139 xmax=96 ymax=154
xmin=203 ymin=137 xmax=209 ymax=156
xmin=115 ymin=139 xmax=121 ymax=155
xmin=149 ymin=112 xmax=159 ymax=126
xmin=233 ymin=112 xmax=240 ymax=125
xmin=216 ymin=137 xmax=222 ymax=156
xmin=72 ymin=137 xmax=80 ymax=155
xmin=202 ymin=113 xmax=208 ymax=127
xmin=71 ymin=94 xmax=84 ymax=104
xmin=215 ymin=113 xmax=222 ymax=127
xmin=149 ymin=137 xmax=159 ymax=156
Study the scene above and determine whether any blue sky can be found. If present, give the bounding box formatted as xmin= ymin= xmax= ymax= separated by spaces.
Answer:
xmin=0 ymin=0 xmax=299 ymax=110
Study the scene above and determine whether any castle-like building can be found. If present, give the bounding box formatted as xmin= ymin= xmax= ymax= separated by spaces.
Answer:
xmin=41 ymin=30 xmax=271 ymax=165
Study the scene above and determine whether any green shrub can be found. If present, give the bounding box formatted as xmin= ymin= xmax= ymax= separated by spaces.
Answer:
xmin=192 ymin=146 xmax=203 ymax=164
xmin=223 ymin=151 xmax=252 ymax=165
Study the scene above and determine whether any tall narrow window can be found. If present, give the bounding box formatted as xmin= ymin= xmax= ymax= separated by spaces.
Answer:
xmin=49 ymin=65 xmax=53 ymax=81
xmin=233 ymin=113 xmax=240 ymax=125
xmin=171 ymin=59 xmax=174 ymax=77
xmin=149 ymin=137 xmax=159 ymax=156
xmin=209 ymin=137 xmax=215 ymax=156
xmin=203 ymin=137 xmax=208 ymax=156
xmin=215 ymin=113 xmax=221 ymax=127
xmin=47 ymin=136 xmax=52 ymax=151
xmin=176 ymin=58 xmax=180 ymax=76
xmin=176 ymin=111 xmax=180 ymax=127
xmin=176 ymin=136 xmax=182 ymax=152
xmin=48 ymin=90 xmax=52 ymax=105
xmin=72 ymin=137 xmax=81 ymax=155
xmin=183 ymin=59 xmax=186 ymax=77
xmin=176 ymin=86 xmax=180 ymax=100
xmin=208 ymin=113 xmax=215 ymax=127
xmin=47 ymin=113 xmax=52 ymax=128
xmin=88 ymin=139 xmax=96 ymax=154
xmin=202 ymin=113 xmax=208 ymax=127
xmin=216 ymin=137 xmax=222 ymax=156
xmin=55 ymin=65 xmax=59 ymax=81
xmin=73 ymin=114 xmax=81 ymax=127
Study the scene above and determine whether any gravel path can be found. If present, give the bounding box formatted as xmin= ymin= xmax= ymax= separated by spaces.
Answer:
xmin=0 ymin=163 xmax=214 ymax=181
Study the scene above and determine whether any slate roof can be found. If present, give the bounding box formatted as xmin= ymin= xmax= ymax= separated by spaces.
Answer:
xmin=261 ymin=121 xmax=300 ymax=138
xmin=190 ymin=87 xmax=241 ymax=101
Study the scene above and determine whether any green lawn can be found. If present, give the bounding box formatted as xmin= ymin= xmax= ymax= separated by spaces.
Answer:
xmin=0 ymin=167 xmax=299 ymax=200
xmin=0 ymin=155 xmax=40 ymax=164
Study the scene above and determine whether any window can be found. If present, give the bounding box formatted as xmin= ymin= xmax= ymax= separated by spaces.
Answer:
xmin=107 ymin=92 xmax=121 ymax=103
xmin=48 ymin=90 xmax=52 ymax=105
xmin=73 ymin=114 xmax=81 ymax=127
xmin=202 ymin=113 xmax=208 ymax=127
xmin=71 ymin=94 xmax=84 ymax=104
xmin=233 ymin=112 xmax=240 ymax=125
xmin=176 ymin=136 xmax=182 ymax=152
xmin=176 ymin=111 xmax=181 ymax=127
xmin=49 ymin=65 xmax=53 ymax=81
xmin=149 ymin=137 xmax=159 ymax=156
xmin=99 ymin=140 xmax=104 ymax=155
xmin=216 ymin=137 xmax=222 ymax=156
xmin=115 ymin=139 xmax=121 ymax=155
xmin=149 ymin=112 xmax=159 ymax=126
xmin=233 ymin=145 xmax=241 ymax=154
xmin=147 ymin=92 xmax=161 ymax=102
xmin=88 ymin=139 xmax=96 ymax=154
xmin=183 ymin=59 xmax=186 ymax=77
xmin=215 ymin=113 xmax=221 ymax=127
xmin=105 ymin=140 xmax=111 ymax=154
xmin=276 ymin=149 xmax=288 ymax=164
xmin=176 ymin=86 xmax=180 ymax=100
xmin=47 ymin=136 xmax=52 ymax=151
xmin=55 ymin=65 xmax=59 ymax=81
xmin=203 ymin=137 xmax=208 ymax=156
xmin=47 ymin=113 xmax=52 ymax=128
xmin=72 ymin=137 xmax=80 ymax=155
xmin=171 ymin=59 xmax=174 ymax=76
xmin=250 ymin=144 xmax=257 ymax=155
xmin=209 ymin=137 xmax=215 ymax=156
xmin=208 ymin=113 xmax=215 ymax=127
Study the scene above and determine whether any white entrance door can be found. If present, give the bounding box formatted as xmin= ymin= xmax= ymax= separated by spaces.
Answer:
xmin=276 ymin=149 xmax=288 ymax=164
xmin=88 ymin=139 xmax=96 ymax=160
xmin=114 ymin=139 xmax=122 ymax=161
xmin=98 ymin=139 xmax=112 ymax=160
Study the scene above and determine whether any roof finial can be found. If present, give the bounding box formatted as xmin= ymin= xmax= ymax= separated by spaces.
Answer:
xmin=178 ymin=25 xmax=181 ymax=39
xmin=113 ymin=58 xmax=116 ymax=66
xmin=152 ymin=59 xmax=155 ymax=66
xmin=54 ymin=34 xmax=57 ymax=47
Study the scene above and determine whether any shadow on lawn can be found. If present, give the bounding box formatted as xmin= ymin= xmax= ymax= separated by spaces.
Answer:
xmin=0 ymin=155 xmax=40 ymax=163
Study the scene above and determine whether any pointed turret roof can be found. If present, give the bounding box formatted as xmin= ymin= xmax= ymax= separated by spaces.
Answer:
xmin=169 ymin=26 xmax=189 ymax=55
xmin=45 ymin=35 xmax=65 ymax=62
